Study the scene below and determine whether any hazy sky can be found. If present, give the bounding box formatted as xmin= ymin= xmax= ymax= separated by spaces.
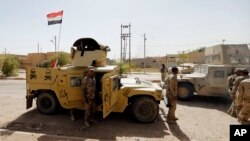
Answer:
xmin=0 ymin=0 xmax=250 ymax=59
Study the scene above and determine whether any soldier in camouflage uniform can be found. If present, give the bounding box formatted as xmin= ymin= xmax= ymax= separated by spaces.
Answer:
xmin=165 ymin=67 xmax=178 ymax=123
xmin=227 ymin=68 xmax=242 ymax=117
xmin=236 ymin=78 xmax=250 ymax=124
xmin=234 ymin=68 xmax=249 ymax=116
xmin=160 ymin=64 xmax=167 ymax=82
xmin=82 ymin=68 xmax=97 ymax=128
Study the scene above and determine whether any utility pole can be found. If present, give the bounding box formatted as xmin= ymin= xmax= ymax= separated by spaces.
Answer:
xmin=37 ymin=43 xmax=40 ymax=68
xmin=4 ymin=48 xmax=6 ymax=58
xmin=50 ymin=36 xmax=57 ymax=53
xmin=143 ymin=33 xmax=147 ymax=74
xmin=120 ymin=24 xmax=131 ymax=72
xmin=37 ymin=43 xmax=39 ymax=53
xmin=128 ymin=23 xmax=131 ymax=73
xmin=222 ymin=39 xmax=226 ymax=44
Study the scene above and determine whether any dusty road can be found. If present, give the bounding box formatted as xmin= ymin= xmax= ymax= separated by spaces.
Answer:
xmin=0 ymin=79 xmax=243 ymax=141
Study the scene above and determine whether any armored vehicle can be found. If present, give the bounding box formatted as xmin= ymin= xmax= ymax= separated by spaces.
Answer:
xmin=177 ymin=64 xmax=250 ymax=100
xmin=26 ymin=38 xmax=162 ymax=123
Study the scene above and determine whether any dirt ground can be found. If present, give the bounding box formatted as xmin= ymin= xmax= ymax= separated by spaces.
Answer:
xmin=0 ymin=80 xmax=246 ymax=141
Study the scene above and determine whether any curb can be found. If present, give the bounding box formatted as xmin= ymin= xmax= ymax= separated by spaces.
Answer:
xmin=0 ymin=78 xmax=26 ymax=80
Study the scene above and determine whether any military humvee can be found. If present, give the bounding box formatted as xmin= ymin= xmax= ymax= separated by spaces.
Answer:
xmin=177 ymin=64 xmax=250 ymax=100
xmin=26 ymin=38 xmax=162 ymax=123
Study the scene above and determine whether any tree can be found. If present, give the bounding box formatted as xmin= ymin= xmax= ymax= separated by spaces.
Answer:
xmin=1 ymin=56 xmax=20 ymax=76
xmin=117 ymin=62 xmax=129 ymax=74
xmin=49 ymin=52 xmax=71 ymax=67
xmin=178 ymin=51 xmax=188 ymax=64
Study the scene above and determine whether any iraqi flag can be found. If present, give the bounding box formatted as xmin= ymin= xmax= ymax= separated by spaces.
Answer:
xmin=51 ymin=58 xmax=58 ymax=68
xmin=47 ymin=10 xmax=63 ymax=25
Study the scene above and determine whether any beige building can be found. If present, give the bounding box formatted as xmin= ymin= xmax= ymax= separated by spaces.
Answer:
xmin=131 ymin=50 xmax=205 ymax=68
xmin=205 ymin=44 xmax=250 ymax=65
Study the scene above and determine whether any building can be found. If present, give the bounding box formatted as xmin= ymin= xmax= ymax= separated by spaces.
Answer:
xmin=205 ymin=44 xmax=250 ymax=65
xmin=0 ymin=52 xmax=69 ymax=69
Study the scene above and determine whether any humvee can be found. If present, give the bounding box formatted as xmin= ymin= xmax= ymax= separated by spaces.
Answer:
xmin=26 ymin=38 xmax=162 ymax=123
xmin=177 ymin=64 xmax=250 ymax=100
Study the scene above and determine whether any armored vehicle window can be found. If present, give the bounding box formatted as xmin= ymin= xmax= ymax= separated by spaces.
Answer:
xmin=214 ymin=70 xmax=225 ymax=78
xmin=194 ymin=65 xmax=207 ymax=74
xmin=112 ymin=77 xmax=119 ymax=90
xmin=70 ymin=77 xmax=82 ymax=87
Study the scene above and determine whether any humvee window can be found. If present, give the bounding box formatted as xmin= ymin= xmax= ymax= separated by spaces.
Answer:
xmin=214 ymin=70 xmax=225 ymax=78
xmin=112 ymin=77 xmax=118 ymax=90
xmin=194 ymin=65 xmax=207 ymax=74
xmin=70 ymin=77 xmax=82 ymax=87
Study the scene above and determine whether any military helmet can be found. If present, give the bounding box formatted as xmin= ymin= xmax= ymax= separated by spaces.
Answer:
xmin=241 ymin=68 xmax=249 ymax=73
xmin=234 ymin=68 xmax=242 ymax=73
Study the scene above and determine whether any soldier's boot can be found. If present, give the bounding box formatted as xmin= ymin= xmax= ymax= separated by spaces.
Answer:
xmin=230 ymin=112 xmax=237 ymax=118
xmin=167 ymin=119 xmax=177 ymax=124
xmin=227 ymin=107 xmax=232 ymax=115
xmin=172 ymin=117 xmax=179 ymax=121
xmin=70 ymin=115 xmax=76 ymax=121
xmin=84 ymin=121 xmax=90 ymax=128
xmin=90 ymin=119 xmax=98 ymax=123
xmin=70 ymin=109 xmax=76 ymax=121
xmin=238 ymin=118 xmax=248 ymax=125
xmin=166 ymin=115 xmax=178 ymax=121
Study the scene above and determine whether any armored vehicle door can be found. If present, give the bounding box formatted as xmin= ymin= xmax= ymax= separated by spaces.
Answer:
xmin=102 ymin=74 xmax=119 ymax=118
xmin=66 ymin=75 xmax=84 ymax=106
xmin=207 ymin=67 xmax=228 ymax=94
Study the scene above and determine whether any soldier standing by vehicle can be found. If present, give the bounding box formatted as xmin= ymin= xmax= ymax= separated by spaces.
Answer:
xmin=227 ymin=68 xmax=242 ymax=117
xmin=234 ymin=68 xmax=249 ymax=116
xmin=236 ymin=78 xmax=250 ymax=124
xmin=165 ymin=67 xmax=178 ymax=123
xmin=81 ymin=68 xmax=97 ymax=128
xmin=160 ymin=64 xmax=167 ymax=82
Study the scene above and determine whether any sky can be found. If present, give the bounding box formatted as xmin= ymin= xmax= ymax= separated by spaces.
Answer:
xmin=0 ymin=0 xmax=250 ymax=59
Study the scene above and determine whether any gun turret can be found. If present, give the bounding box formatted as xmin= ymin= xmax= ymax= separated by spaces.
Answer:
xmin=70 ymin=38 xmax=110 ymax=67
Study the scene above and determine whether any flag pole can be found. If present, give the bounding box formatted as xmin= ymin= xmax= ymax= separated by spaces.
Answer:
xmin=56 ymin=10 xmax=63 ymax=64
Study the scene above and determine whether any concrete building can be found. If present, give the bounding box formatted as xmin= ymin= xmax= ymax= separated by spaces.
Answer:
xmin=205 ymin=44 xmax=250 ymax=65
xmin=0 ymin=52 xmax=69 ymax=69
xmin=131 ymin=50 xmax=205 ymax=68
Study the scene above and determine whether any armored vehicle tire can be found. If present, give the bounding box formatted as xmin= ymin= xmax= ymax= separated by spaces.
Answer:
xmin=177 ymin=83 xmax=194 ymax=100
xmin=36 ymin=92 xmax=58 ymax=114
xmin=132 ymin=97 xmax=159 ymax=123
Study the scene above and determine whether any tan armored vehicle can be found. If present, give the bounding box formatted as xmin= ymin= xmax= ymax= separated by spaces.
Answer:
xmin=177 ymin=44 xmax=250 ymax=100
xmin=26 ymin=38 xmax=162 ymax=123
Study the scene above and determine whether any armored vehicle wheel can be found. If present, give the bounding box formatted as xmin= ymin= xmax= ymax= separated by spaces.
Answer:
xmin=177 ymin=83 xmax=194 ymax=100
xmin=132 ymin=97 xmax=159 ymax=123
xmin=36 ymin=92 xmax=58 ymax=114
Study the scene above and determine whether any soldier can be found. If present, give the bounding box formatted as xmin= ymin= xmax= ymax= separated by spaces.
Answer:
xmin=235 ymin=68 xmax=249 ymax=116
xmin=81 ymin=68 xmax=97 ymax=129
xmin=227 ymin=68 xmax=242 ymax=117
xmin=165 ymin=66 xmax=178 ymax=123
xmin=160 ymin=64 xmax=167 ymax=82
xmin=236 ymin=79 xmax=250 ymax=124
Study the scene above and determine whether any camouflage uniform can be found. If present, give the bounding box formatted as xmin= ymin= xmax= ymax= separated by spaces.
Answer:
xmin=227 ymin=69 xmax=241 ymax=116
xmin=82 ymin=75 xmax=96 ymax=127
xmin=234 ymin=75 xmax=249 ymax=116
xmin=237 ymin=79 xmax=250 ymax=124
xmin=166 ymin=73 xmax=178 ymax=122
xmin=160 ymin=66 xmax=167 ymax=82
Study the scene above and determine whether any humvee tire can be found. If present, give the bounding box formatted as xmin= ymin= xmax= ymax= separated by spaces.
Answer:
xmin=177 ymin=83 xmax=194 ymax=100
xmin=132 ymin=97 xmax=159 ymax=123
xmin=36 ymin=92 xmax=58 ymax=114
